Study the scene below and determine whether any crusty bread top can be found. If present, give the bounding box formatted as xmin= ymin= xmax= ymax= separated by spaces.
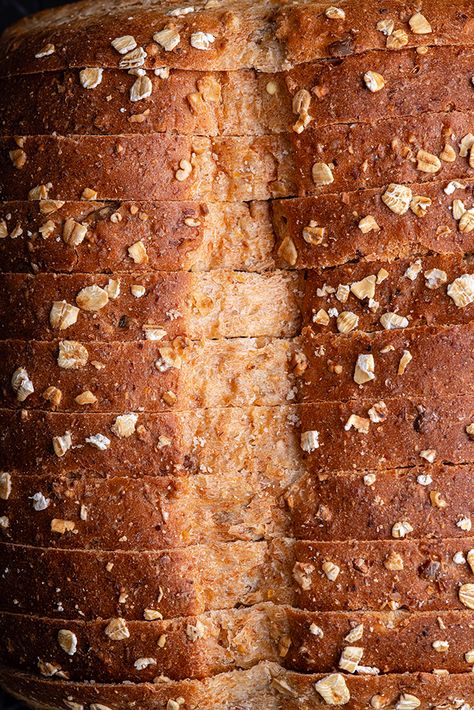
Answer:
xmin=2 ymin=0 xmax=474 ymax=76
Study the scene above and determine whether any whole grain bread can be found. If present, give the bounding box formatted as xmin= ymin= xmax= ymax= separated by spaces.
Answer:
xmin=2 ymin=605 xmax=474 ymax=682
xmin=0 ymin=271 xmax=301 ymax=340
xmin=2 ymin=112 xmax=474 ymax=202
xmin=4 ymin=663 xmax=474 ymax=710
xmin=2 ymin=46 xmax=474 ymax=137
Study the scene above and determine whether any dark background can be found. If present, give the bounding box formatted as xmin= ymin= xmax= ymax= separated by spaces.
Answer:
xmin=2 ymin=1 xmax=77 ymax=707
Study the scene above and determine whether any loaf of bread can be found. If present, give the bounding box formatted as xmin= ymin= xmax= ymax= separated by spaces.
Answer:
xmin=2 ymin=0 xmax=474 ymax=708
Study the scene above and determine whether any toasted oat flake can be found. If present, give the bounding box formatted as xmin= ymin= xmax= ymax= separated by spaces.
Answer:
xmin=76 ymin=285 xmax=109 ymax=312
xmin=111 ymin=35 xmax=137 ymax=54
xmin=29 ymin=183 xmax=51 ymax=200
xmin=79 ymin=68 xmax=103 ymax=89
xmin=339 ymin=646 xmax=363 ymax=673
xmin=354 ymin=354 xmax=375 ymax=385
xmin=315 ymin=674 xmax=350 ymax=705
xmin=368 ymin=401 xmax=388 ymax=423
xmin=466 ymin=549 xmax=474 ymax=572
xmin=398 ymin=350 xmax=412 ymax=375
xmin=128 ymin=240 xmax=148 ymax=264
xmin=465 ymin=649 xmax=474 ymax=664
xmin=75 ymin=390 xmax=97 ymax=405
xmin=144 ymin=608 xmax=163 ymax=620
xmin=313 ymin=309 xmax=330 ymax=326
xmin=0 ymin=516 xmax=9 ymax=529
xmin=420 ymin=449 xmax=437 ymax=463
xmin=130 ymin=75 xmax=153 ymax=102
xmin=190 ymin=31 xmax=215 ymax=50
xmin=52 ymin=432 xmax=72 ymax=457
xmin=303 ymin=221 xmax=326 ymax=245
xmin=58 ymin=340 xmax=88 ymax=369
xmin=351 ymin=275 xmax=376 ymax=300
xmin=105 ymin=617 xmax=130 ymax=640
xmin=344 ymin=624 xmax=364 ymax=643
xmin=453 ymin=199 xmax=466 ymax=221
xmin=186 ymin=619 xmax=205 ymax=642
xmin=384 ymin=550 xmax=404 ymax=571
xmin=380 ymin=312 xmax=409 ymax=330
xmin=395 ymin=694 xmax=421 ymax=710
xmin=0 ymin=473 xmax=11 ymax=500
xmin=175 ymin=159 xmax=193 ymax=182
xmin=111 ymin=413 xmax=138 ymax=439
xmin=416 ymin=149 xmax=441 ymax=173
xmin=312 ymin=162 xmax=334 ymax=186
xmin=31 ymin=492 xmax=50 ymax=511
xmin=382 ymin=184 xmax=412 ymax=214
xmin=409 ymin=12 xmax=432 ymax=34
xmin=51 ymin=518 xmax=75 ymax=534
xmin=457 ymin=516 xmax=472 ymax=532
xmin=63 ymin=218 xmax=88 ymax=246
xmin=58 ymin=630 xmax=78 ymax=656
xmin=120 ymin=46 xmax=147 ymax=69
xmin=131 ymin=284 xmax=146 ymax=298
xmin=277 ymin=236 xmax=298 ymax=266
xmin=9 ymin=148 xmax=27 ymax=168
xmin=364 ymin=473 xmax=377 ymax=485
xmin=358 ymin=215 xmax=379 ymax=233
xmin=154 ymin=27 xmax=181 ymax=51
xmin=447 ymin=274 xmax=474 ymax=307
xmin=50 ymin=300 xmax=80 ymax=330
xmin=143 ymin=326 xmax=167 ymax=341
xmin=86 ymin=434 xmax=111 ymax=451
xmin=167 ymin=5 xmax=195 ymax=15
xmin=392 ymin=521 xmax=414 ymax=539
xmin=424 ymin=268 xmax=447 ymax=289
xmin=11 ymin=367 xmax=34 ymax=402
xmin=377 ymin=18 xmax=394 ymax=35
xmin=337 ymin=311 xmax=359 ymax=334
xmin=35 ymin=43 xmax=55 ymax=58
xmin=301 ymin=430 xmax=319 ymax=452
xmin=459 ymin=583 xmax=474 ymax=608
xmin=459 ymin=210 xmax=474 ymax=234
xmin=0 ymin=220 xmax=7 ymax=238
xmin=410 ymin=195 xmax=431 ymax=217
xmin=322 ymin=560 xmax=340 ymax=581
xmin=364 ymin=71 xmax=385 ymax=93
xmin=134 ymin=657 xmax=156 ymax=670
xmin=325 ymin=6 xmax=345 ymax=19
xmin=441 ymin=145 xmax=457 ymax=163
xmin=309 ymin=623 xmax=324 ymax=637
xmin=386 ymin=28 xmax=409 ymax=50
xmin=344 ymin=414 xmax=370 ymax=434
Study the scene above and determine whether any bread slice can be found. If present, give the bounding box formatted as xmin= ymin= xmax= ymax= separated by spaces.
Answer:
xmin=0 ymin=406 xmax=301 ymax=477
xmin=274 ymin=181 xmax=474 ymax=270
xmin=289 ymin=464 xmax=474 ymax=543
xmin=1 ymin=0 xmax=472 ymax=74
xmin=3 ymin=463 xmax=474 ymax=549
xmin=2 ymin=538 xmax=473 ymax=619
xmin=0 ymin=199 xmax=277 ymax=274
xmin=1 ymin=337 xmax=296 ymax=411
xmin=1 ymin=605 xmax=474 ymax=681
xmin=302 ymin=254 xmax=474 ymax=335
xmin=3 ymin=663 xmax=474 ymax=710
xmin=301 ymin=322 xmax=474 ymax=403
xmin=3 ymin=46 xmax=474 ymax=137
xmin=302 ymin=394 xmax=474 ymax=472
xmin=2 ymin=112 xmax=474 ymax=201
xmin=0 ymin=271 xmax=301 ymax=341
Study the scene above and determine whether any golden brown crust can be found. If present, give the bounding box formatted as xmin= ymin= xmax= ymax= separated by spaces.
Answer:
xmin=302 ymin=395 xmax=474 ymax=473
xmin=0 ymin=542 xmax=292 ymax=621
xmin=0 ymin=471 xmax=293 ymax=550
xmin=302 ymin=254 xmax=474 ymax=334
xmin=2 ymin=47 xmax=474 ymax=137
xmin=2 ymin=0 xmax=474 ymax=75
xmin=273 ymin=181 xmax=474 ymax=270
xmin=0 ymin=406 xmax=301 ymax=477
xmin=1 ymin=605 xmax=474 ymax=682
xmin=0 ymin=337 xmax=295 ymax=412
xmin=300 ymin=323 xmax=474 ymax=403
xmin=289 ymin=464 xmax=474 ymax=542
xmin=1 ymin=538 xmax=473 ymax=622
xmin=2 ymin=111 xmax=474 ymax=202
xmin=0 ymin=271 xmax=301 ymax=340
xmin=3 ymin=664 xmax=474 ymax=710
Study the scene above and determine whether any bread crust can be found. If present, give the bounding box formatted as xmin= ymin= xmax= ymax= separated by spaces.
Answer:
xmin=1 ymin=538 xmax=473 ymax=620
xmin=1 ymin=605 xmax=474 ymax=681
xmin=289 ymin=464 xmax=474 ymax=542
xmin=302 ymin=254 xmax=474 ymax=334
xmin=0 ymin=406 xmax=301 ymax=477
xmin=0 ymin=337 xmax=295 ymax=411
xmin=2 ymin=47 xmax=474 ymax=137
xmin=3 ymin=664 xmax=474 ymax=710
xmin=2 ymin=0 xmax=474 ymax=75
xmin=0 ymin=199 xmax=276 ymax=274
xmin=302 ymin=395 xmax=474 ymax=473
xmin=0 ymin=271 xmax=301 ymax=340
xmin=2 ymin=112 xmax=474 ymax=201
xmin=273 ymin=181 xmax=474 ymax=270
xmin=300 ymin=323 xmax=474 ymax=403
